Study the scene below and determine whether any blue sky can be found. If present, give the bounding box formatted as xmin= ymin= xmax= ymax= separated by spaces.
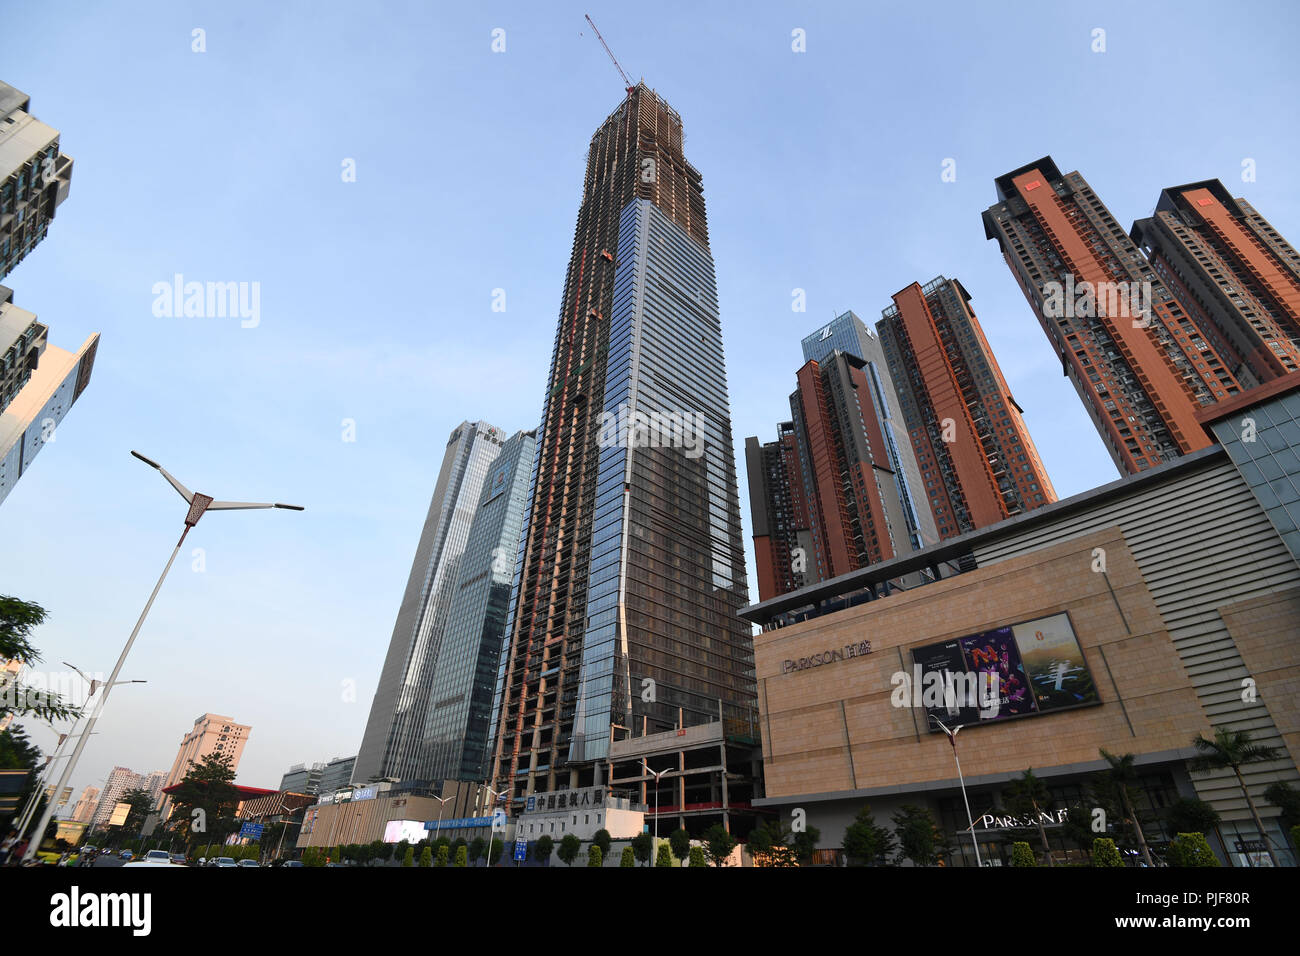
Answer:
xmin=2 ymin=0 xmax=1297 ymax=799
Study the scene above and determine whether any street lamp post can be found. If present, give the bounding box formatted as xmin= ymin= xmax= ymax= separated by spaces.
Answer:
xmin=932 ymin=716 xmax=981 ymax=867
xmin=14 ymin=670 xmax=144 ymax=844
xmin=22 ymin=452 xmax=302 ymax=862
xmin=428 ymin=794 xmax=451 ymax=851
xmin=645 ymin=763 xmax=671 ymax=861
xmin=479 ymin=785 xmax=505 ymax=868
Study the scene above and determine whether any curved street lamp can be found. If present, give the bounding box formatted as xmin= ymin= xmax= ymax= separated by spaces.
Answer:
xmin=23 ymin=452 xmax=302 ymax=862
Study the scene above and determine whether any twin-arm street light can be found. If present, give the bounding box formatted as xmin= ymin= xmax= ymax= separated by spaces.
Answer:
xmin=645 ymin=764 xmax=672 ymax=848
xmin=479 ymin=785 xmax=506 ymax=867
xmin=932 ymin=716 xmax=982 ymax=867
xmin=23 ymin=452 xmax=302 ymax=862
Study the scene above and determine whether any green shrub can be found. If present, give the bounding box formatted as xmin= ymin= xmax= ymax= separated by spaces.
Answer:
xmin=669 ymin=828 xmax=691 ymax=865
xmin=558 ymin=834 xmax=581 ymax=866
xmin=1092 ymin=838 xmax=1123 ymax=867
xmin=592 ymin=829 xmax=611 ymax=857
xmin=703 ymin=824 xmax=737 ymax=867
xmin=418 ymin=846 xmax=432 ymax=867
xmin=620 ymin=846 xmax=634 ymax=867
xmin=1166 ymin=832 xmax=1218 ymax=867
xmin=535 ymin=835 xmax=554 ymax=865
xmin=1010 ymin=842 xmax=1038 ymax=867
xmin=655 ymin=842 xmax=673 ymax=867
xmin=587 ymin=845 xmax=603 ymax=867
xmin=435 ymin=845 xmax=449 ymax=867
xmin=401 ymin=847 xmax=414 ymax=867
xmin=454 ymin=846 xmax=468 ymax=867
xmin=630 ymin=832 xmax=653 ymax=866
xmin=689 ymin=846 xmax=707 ymax=867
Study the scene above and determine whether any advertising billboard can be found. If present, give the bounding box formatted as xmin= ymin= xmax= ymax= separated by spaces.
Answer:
xmin=383 ymin=819 xmax=428 ymax=844
xmin=913 ymin=612 xmax=1098 ymax=732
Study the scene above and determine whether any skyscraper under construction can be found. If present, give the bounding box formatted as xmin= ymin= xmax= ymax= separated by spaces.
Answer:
xmin=489 ymin=85 xmax=755 ymax=805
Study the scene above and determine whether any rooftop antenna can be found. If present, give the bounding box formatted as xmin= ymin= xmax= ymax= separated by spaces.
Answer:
xmin=585 ymin=14 xmax=635 ymax=94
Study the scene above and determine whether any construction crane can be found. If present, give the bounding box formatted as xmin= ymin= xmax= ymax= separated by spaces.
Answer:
xmin=585 ymin=14 xmax=634 ymax=93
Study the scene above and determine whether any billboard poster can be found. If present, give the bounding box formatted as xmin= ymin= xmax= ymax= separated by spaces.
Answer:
xmin=1012 ymin=612 xmax=1098 ymax=712
xmin=384 ymin=819 xmax=428 ymax=844
xmin=913 ymin=612 xmax=1097 ymax=732
xmin=958 ymin=625 xmax=1036 ymax=721
xmin=912 ymin=638 xmax=981 ymax=729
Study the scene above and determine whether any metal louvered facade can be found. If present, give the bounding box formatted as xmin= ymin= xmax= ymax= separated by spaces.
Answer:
xmin=973 ymin=449 xmax=1300 ymax=823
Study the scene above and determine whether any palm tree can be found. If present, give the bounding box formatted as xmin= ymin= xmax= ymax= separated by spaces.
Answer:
xmin=1003 ymin=768 xmax=1055 ymax=866
xmin=1099 ymin=749 xmax=1154 ymax=867
xmin=1191 ymin=727 xmax=1281 ymax=867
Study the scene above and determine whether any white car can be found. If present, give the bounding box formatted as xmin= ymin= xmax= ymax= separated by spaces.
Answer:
xmin=144 ymin=850 xmax=171 ymax=863
xmin=212 ymin=857 xmax=237 ymax=868
xmin=124 ymin=856 xmax=176 ymax=868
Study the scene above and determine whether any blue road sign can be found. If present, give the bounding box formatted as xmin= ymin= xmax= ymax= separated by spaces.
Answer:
xmin=514 ymin=840 xmax=527 ymax=862
xmin=240 ymin=822 xmax=264 ymax=840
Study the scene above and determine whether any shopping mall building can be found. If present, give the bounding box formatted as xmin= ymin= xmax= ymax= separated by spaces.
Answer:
xmin=741 ymin=378 xmax=1300 ymax=866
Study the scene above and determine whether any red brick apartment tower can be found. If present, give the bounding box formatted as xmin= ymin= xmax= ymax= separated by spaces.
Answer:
xmin=745 ymin=424 xmax=812 ymax=601
xmin=983 ymin=157 xmax=1245 ymax=475
xmin=746 ymin=349 xmax=939 ymax=601
xmin=1131 ymin=179 xmax=1300 ymax=387
xmin=877 ymin=277 xmax=1057 ymax=540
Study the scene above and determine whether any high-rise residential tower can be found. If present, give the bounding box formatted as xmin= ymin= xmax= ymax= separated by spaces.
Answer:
xmin=747 ymin=312 xmax=937 ymax=602
xmin=0 ymin=326 xmax=97 ymax=506
xmin=156 ymin=714 xmax=250 ymax=820
xmin=490 ymin=86 xmax=755 ymax=805
xmin=983 ymin=157 xmax=1245 ymax=476
xmin=801 ymin=312 xmax=933 ymax=554
xmin=353 ymin=421 xmax=506 ymax=785
xmin=0 ymin=85 xmax=95 ymax=507
xmin=0 ymin=286 xmax=46 ymax=411
xmin=423 ymin=428 xmax=536 ymax=783
xmin=1131 ymin=179 xmax=1300 ymax=385
xmin=0 ymin=81 xmax=73 ymax=281
xmin=746 ymin=424 xmax=812 ymax=600
xmin=877 ymin=277 xmax=1056 ymax=539
xmin=70 ymin=785 xmax=100 ymax=824
xmin=90 ymin=766 xmax=142 ymax=829
xmin=142 ymin=770 xmax=167 ymax=810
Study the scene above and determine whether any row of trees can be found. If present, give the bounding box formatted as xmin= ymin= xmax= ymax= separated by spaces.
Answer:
xmin=995 ymin=731 xmax=1290 ymax=867
xmin=827 ymin=730 xmax=1294 ymax=867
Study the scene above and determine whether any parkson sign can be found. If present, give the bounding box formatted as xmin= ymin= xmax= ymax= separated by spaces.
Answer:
xmin=782 ymin=640 xmax=872 ymax=674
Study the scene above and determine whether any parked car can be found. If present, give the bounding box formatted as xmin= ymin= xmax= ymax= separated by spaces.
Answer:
xmin=169 ymin=853 xmax=186 ymax=865
xmin=212 ymin=857 xmax=237 ymax=868
xmin=237 ymin=859 xmax=260 ymax=868
xmin=280 ymin=860 xmax=304 ymax=868
xmin=124 ymin=856 xmax=175 ymax=868
xmin=144 ymin=850 xmax=171 ymax=863
xmin=119 ymin=849 xmax=134 ymax=861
